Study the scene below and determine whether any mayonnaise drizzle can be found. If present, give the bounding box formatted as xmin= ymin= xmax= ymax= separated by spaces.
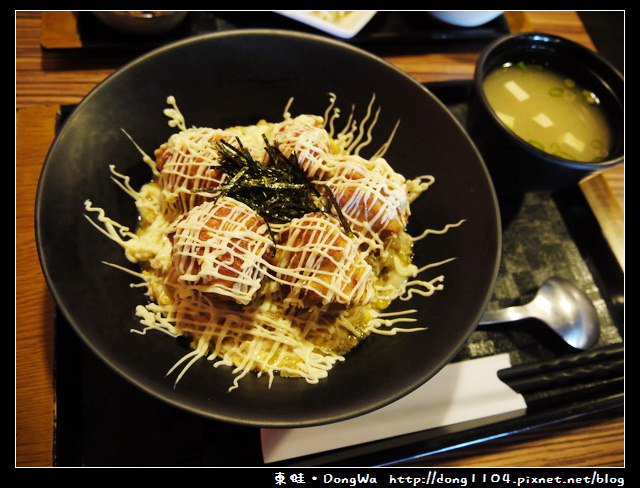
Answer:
xmin=83 ymin=94 xmax=465 ymax=391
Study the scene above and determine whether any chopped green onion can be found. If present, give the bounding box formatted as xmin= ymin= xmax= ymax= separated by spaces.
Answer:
xmin=549 ymin=86 xmax=564 ymax=97
xmin=581 ymin=90 xmax=599 ymax=104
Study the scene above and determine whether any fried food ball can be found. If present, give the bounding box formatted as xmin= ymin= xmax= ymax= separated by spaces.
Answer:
xmin=326 ymin=158 xmax=409 ymax=248
xmin=269 ymin=212 xmax=374 ymax=308
xmin=272 ymin=115 xmax=335 ymax=180
xmin=170 ymin=197 xmax=272 ymax=305
xmin=154 ymin=127 xmax=231 ymax=217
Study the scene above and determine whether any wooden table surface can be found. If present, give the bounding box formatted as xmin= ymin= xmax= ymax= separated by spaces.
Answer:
xmin=16 ymin=11 xmax=624 ymax=467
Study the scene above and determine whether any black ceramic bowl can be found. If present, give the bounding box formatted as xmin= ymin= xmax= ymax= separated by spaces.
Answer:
xmin=467 ymin=32 xmax=624 ymax=194
xmin=36 ymin=30 xmax=500 ymax=428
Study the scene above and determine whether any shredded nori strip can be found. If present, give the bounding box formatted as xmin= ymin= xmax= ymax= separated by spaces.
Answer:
xmin=192 ymin=135 xmax=353 ymax=249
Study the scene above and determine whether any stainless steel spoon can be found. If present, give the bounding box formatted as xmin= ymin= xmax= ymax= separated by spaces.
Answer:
xmin=479 ymin=277 xmax=600 ymax=349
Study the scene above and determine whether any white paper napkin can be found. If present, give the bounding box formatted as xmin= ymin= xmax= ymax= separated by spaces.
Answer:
xmin=261 ymin=353 xmax=527 ymax=463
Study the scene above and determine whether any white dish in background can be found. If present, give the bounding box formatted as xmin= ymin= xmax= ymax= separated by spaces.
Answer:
xmin=428 ymin=11 xmax=504 ymax=27
xmin=275 ymin=11 xmax=377 ymax=38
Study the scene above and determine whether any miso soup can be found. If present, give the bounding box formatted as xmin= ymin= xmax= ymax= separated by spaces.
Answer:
xmin=483 ymin=62 xmax=612 ymax=162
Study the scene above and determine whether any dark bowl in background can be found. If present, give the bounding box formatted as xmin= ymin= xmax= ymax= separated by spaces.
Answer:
xmin=93 ymin=11 xmax=188 ymax=36
xmin=467 ymin=32 xmax=624 ymax=195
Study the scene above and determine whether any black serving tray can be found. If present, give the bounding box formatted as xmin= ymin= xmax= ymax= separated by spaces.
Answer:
xmin=52 ymin=80 xmax=623 ymax=467
xmin=43 ymin=11 xmax=510 ymax=55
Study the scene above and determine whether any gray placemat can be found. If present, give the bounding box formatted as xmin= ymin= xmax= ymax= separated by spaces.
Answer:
xmin=454 ymin=190 xmax=622 ymax=366
xmin=439 ymin=98 xmax=622 ymax=366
